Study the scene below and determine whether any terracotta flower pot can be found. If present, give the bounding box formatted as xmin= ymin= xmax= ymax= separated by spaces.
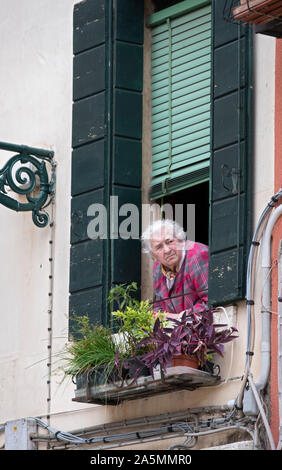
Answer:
xmin=171 ymin=354 xmax=199 ymax=369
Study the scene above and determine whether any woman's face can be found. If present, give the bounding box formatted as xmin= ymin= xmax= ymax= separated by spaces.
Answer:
xmin=150 ymin=229 xmax=184 ymax=271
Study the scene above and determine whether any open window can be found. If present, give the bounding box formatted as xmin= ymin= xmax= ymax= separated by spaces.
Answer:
xmin=69 ymin=0 xmax=253 ymax=335
xmin=148 ymin=0 xmax=253 ymax=306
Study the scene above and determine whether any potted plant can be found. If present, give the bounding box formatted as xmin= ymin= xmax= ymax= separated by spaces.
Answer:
xmin=60 ymin=282 xmax=166 ymax=389
xmin=60 ymin=315 xmax=126 ymax=388
xmin=136 ymin=307 xmax=238 ymax=378
xmin=109 ymin=282 xmax=167 ymax=381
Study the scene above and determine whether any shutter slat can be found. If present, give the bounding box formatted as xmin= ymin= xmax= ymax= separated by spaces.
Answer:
xmin=151 ymin=4 xmax=211 ymax=36
xmin=152 ymin=17 xmax=211 ymax=49
xmin=152 ymin=135 xmax=210 ymax=161
xmin=152 ymin=36 xmax=211 ymax=60
xmin=152 ymin=110 xmax=210 ymax=137
xmin=151 ymin=160 xmax=210 ymax=187
xmin=152 ymin=44 xmax=211 ymax=70
xmin=152 ymin=86 xmax=210 ymax=115
xmin=152 ymin=52 xmax=211 ymax=79
xmin=152 ymin=119 xmax=210 ymax=148
xmin=152 ymin=149 xmax=210 ymax=176
xmin=152 ymin=65 xmax=210 ymax=94
xmin=170 ymin=4 xmax=211 ymax=28
xmin=172 ymin=13 xmax=211 ymax=38
xmin=152 ymin=70 xmax=211 ymax=98
xmin=151 ymin=94 xmax=210 ymax=125
xmin=152 ymin=58 xmax=210 ymax=84
xmin=152 ymin=76 xmax=210 ymax=104
xmin=152 ymin=142 xmax=210 ymax=166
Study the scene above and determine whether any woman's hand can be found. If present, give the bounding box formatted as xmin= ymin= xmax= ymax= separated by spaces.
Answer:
xmin=164 ymin=310 xmax=185 ymax=321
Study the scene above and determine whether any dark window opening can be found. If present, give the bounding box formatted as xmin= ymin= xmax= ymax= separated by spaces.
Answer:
xmin=152 ymin=0 xmax=184 ymax=12
xmin=161 ymin=181 xmax=209 ymax=246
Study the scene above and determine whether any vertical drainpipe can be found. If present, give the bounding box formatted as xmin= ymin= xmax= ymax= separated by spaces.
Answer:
xmin=278 ymin=241 xmax=282 ymax=448
xmin=257 ymin=204 xmax=282 ymax=392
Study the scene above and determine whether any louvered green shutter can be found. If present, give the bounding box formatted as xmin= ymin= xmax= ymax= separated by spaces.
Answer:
xmin=70 ymin=0 xmax=144 ymax=333
xmin=148 ymin=0 xmax=211 ymax=200
xmin=208 ymin=0 xmax=253 ymax=305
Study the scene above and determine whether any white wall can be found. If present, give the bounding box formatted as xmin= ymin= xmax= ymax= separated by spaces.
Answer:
xmin=0 ymin=0 xmax=76 ymax=422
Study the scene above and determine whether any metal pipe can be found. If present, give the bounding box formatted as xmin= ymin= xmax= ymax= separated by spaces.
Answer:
xmin=0 ymin=141 xmax=54 ymax=159
xmin=257 ymin=203 xmax=282 ymax=391
xmin=237 ymin=189 xmax=282 ymax=412
xmin=236 ymin=205 xmax=272 ymax=412
xmin=248 ymin=374 xmax=275 ymax=450
xmin=183 ymin=424 xmax=255 ymax=445
xmin=278 ymin=244 xmax=282 ymax=449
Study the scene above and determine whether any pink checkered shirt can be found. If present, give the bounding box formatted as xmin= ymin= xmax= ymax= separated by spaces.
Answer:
xmin=153 ymin=240 xmax=209 ymax=315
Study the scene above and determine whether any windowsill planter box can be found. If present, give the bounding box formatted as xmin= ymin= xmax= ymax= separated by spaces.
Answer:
xmin=72 ymin=366 xmax=221 ymax=406
xmin=232 ymin=0 xmax=282 ymax=24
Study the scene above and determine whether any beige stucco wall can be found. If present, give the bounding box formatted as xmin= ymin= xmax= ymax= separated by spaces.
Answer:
xmin=0 ymin=0 xmax=276 ymax=450
xmin=0 ymin=0 xmax=76 ymax=423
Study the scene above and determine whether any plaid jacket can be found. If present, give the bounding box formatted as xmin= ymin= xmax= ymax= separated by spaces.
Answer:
xmin=153 ymin=240 xmax=209 ymax=314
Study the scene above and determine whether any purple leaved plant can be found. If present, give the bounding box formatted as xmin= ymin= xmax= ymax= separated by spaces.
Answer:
xmin=136 ymin=307 xmax=238 ymax=377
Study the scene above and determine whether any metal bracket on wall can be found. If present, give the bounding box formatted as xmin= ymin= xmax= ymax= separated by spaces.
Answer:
xmin=221 ymin=164 xmax=241 ymax=195
xmin=0 ymin=141 xmax=55 ymax=228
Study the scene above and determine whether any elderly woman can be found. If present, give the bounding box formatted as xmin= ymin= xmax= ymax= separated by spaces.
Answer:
xmin=141 ymin=219 xmax=208 ymax=319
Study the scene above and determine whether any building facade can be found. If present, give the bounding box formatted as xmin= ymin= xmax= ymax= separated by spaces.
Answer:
xmin=0 ymin=0 xmax=281 ymax=450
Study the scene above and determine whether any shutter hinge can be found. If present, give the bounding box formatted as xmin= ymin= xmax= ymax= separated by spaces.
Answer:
xmin=221 ymin=164 xmax=241 ymax=195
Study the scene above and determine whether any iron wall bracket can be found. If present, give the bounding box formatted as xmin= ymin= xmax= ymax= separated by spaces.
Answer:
xmin=0 ymin=141 xmax=55 ymax=228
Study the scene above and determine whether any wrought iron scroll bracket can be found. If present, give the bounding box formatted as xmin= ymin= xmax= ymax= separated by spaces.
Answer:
xmin=0 ymin=141 xmax=55 ymax=228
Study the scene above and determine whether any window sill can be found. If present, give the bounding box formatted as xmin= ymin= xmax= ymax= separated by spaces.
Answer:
xmin=72 ymin=366 xmax=220 ymax=406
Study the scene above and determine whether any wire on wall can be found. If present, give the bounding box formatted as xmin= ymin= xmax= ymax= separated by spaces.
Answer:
xmin=46 ymin=160 xmax=56 ymax=432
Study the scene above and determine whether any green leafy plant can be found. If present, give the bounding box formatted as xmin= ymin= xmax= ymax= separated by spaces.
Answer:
xmin=60 ymin=315 xmax=126 ymax=383
xmin=112 ymin=301 xmax=159 ymax=355
xmin=109 ymin=282 xmax=167 ymax=357
xmin=60 ymin=283 xmax=168 ymax=386
xmin=108 ymin=281 xmax=139 ymax=312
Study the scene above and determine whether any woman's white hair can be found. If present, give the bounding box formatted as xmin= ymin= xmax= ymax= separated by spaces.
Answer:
xmin=141 ymin=219 xmax=186 ymax=253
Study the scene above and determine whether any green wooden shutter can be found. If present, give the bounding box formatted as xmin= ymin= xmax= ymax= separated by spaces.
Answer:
xmin=208 ymin=0 xmax=253 ymax=305
xmin=148 ymin=0 xmax=211 ymax=200
xmin=70 ymin=0 xmax=144 ymax=332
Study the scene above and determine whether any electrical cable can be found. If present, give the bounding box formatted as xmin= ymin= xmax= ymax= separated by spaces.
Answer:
xmin=236 ymin=190 xmax=282 ymax=415
xmin=247 ymin=374 xmax=275 ymax=450
xmin=30 ymin=417 xmax=193 ymax=446
xmin=213 ymin=306 xmax=235 ymax=385
xmin=235 ymin=189 xmax=282 ymax=448
xmin=29 ymin=413 xmax=256 ymax=451
xmin=46 ymin=167 xmax=56 ymax=429
xmin=183 ymin=424 xmax=255 ymax=447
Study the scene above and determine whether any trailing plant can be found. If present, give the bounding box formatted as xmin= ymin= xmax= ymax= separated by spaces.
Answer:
xmin=136 ymin=307 xmax=238 ymax=377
